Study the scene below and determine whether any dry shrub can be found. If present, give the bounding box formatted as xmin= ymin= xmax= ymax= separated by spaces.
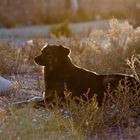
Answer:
xmin=126 ymin=55 xmax=140 ymax=82
xmin=0 ymin=42 xmax=21 ymax=74
xmin=49 ymin=21 xmax=72 ymax=37
xmin=0 ymin=40 xmax=42 ymax=75
xmin=66 ymin=19 xmax=140 ymax=74
xmin=103 ymin=80 xmax=140 ymax=125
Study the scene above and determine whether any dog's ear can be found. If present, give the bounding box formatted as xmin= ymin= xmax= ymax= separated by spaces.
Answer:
xmin=59 ymin=45 xmax=70 ymax=56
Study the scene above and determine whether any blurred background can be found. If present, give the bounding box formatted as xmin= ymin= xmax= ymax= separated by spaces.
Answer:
xmin=0 ymin=0 xmax=139 ymax=28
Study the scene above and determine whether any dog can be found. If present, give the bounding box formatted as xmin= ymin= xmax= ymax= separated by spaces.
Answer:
xmin=34 ymin=44 xmax=140 ymax=106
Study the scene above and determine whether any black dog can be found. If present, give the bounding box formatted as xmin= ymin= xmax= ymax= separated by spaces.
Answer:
xmin=35 ymin=44 xmax=140 ymax=106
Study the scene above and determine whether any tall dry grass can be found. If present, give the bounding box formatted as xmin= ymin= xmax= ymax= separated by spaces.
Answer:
xmin=66 ymin=19 xmax=140 ymax=74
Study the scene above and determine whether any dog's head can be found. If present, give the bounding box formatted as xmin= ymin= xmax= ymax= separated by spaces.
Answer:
xmin=34 ymin=44 xmax=70 ymax=71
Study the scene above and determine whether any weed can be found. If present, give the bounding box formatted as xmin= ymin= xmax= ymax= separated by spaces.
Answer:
xmin=49 ymin=21 xmax=72 ymax=37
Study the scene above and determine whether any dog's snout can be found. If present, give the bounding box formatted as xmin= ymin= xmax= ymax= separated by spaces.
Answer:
xmin=34 ymin=54 xmax=47 ymax=66
xmin=34 ymin=55 xmax=41 ymax=64
xmin=34 ymin=56 xmax=38 ymax=62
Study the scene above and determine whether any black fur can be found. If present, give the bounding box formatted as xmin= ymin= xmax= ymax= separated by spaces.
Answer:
xmin=35 ymin=44 xmax=140 ymax=106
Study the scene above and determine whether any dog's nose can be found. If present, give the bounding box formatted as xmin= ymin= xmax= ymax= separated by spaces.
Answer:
xmin=34 ymin=56 xmax=40 ymax=63
xmin=34 ymin=55 xmax=45 ymax=66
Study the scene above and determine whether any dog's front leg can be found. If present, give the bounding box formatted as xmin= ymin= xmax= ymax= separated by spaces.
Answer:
xmin=43 ymin=89 xmax=55 ymax=104
xmin=44 ymin=88 xmax=64 ymax=107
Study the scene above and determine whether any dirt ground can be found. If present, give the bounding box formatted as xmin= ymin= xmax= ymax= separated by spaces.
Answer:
xmin=0 ymin=65 xmax=43 ymax=108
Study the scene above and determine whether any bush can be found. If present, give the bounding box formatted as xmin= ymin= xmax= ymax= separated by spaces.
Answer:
xmin=49 ymin=21 xmax=72 ymax=37
xmin=0 ymin=40 xmax=42 ymax=75
xmin=68 ymin=19 xmax=140 ymax=73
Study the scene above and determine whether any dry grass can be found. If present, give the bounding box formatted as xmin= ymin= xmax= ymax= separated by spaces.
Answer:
xmin=49 ymin=20 xmax=72 ymax=37
xmin=0 ymin=82 xmax=140 ymax=139
xmin=0 ymin=0 xmax=139 ymax=27
xmin=0 ymin=20 xmax=140 ymax=139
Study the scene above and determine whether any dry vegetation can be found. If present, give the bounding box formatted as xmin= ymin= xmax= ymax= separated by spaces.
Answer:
xmin=0 ymin=20 xmax=140 ymax=139
xmin=0 ymin=0 xmax=139 ymax=27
